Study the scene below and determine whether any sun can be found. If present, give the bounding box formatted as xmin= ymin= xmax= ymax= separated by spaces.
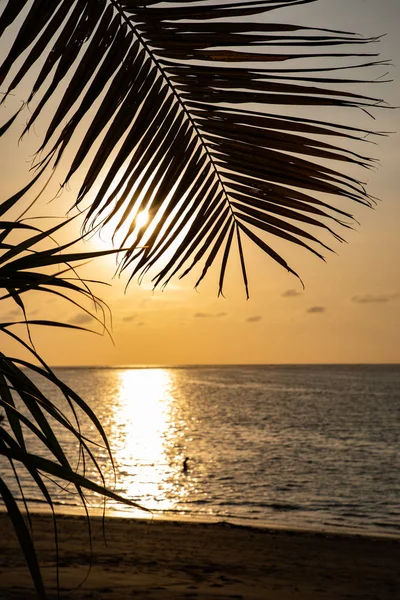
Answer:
xmin=135 ymin=210 xmax=149 ymax=229
xmin=89 ymin=209 xmax=150 ymax=252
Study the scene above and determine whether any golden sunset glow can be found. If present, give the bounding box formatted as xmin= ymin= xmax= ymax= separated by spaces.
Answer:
xmin=0 ymin=3 xmax=399 ymax=368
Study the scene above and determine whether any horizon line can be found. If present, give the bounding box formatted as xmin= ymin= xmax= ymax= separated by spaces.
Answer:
xmin=48 ymin=362 xmax=400 ymax=369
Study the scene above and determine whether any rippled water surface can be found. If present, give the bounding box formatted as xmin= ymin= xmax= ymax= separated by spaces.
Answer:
xmin=2 ymin=365 xmax=400 ymax=536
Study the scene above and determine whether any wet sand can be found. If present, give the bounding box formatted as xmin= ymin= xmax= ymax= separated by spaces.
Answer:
xmin=0 ymin=512 xmax=399 ymax=599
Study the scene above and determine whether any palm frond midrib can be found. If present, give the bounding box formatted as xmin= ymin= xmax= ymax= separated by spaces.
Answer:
xmin=104 ymin=0 xmax=239 ymax=236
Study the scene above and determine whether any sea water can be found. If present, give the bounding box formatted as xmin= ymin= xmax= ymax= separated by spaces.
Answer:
xmin=1 ymin=364 xmax=399 ymax=537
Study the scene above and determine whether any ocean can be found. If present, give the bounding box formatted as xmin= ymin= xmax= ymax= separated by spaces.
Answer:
xmin=1 ymin=364 xmax=399 ymax=537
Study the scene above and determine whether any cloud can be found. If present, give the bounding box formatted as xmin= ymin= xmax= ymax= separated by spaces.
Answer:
xmin=306 ymin=306 xmax=326 ymax=314
xmin=122 ymin=314 xmax=137 ymax=322
xmin=282 ymin=289 xmax=302 ymax=298
xmin=137 ymin=321 xmax=145 ymax=327
xmin=246 ymin=316 xmax=262 ymax=323
xmin=351 ymin=293 xmax=400 ymax=304
xmin=194 ymin=312 xmax=228 ymax=318
xmin=4 ymin=309 xmax=21 ymax=320
xmin=69 ymin=313 xmax=93 ymax=325
xmin=3 ymin=308 xmax=40 ymax=322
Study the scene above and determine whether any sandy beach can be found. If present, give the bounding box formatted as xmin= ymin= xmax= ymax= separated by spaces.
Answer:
xmin=0 ymin=512 xmax=399 ymax=599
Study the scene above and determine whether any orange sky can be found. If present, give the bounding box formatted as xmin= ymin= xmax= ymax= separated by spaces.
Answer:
xmin=1 ymin=0 xmax=399 ymax=365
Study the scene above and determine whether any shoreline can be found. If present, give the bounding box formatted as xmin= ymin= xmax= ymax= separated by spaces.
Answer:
xmin=1 ymin=511 xmax=399 ymax=599
xmin=2 ymin=504 xmax=399 ymax=542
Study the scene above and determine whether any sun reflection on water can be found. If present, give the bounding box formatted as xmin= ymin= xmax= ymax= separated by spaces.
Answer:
xmin=106 ymin=368 xmax=192 ymax=513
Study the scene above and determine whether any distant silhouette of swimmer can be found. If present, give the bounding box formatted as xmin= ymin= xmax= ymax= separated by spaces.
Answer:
xmin=183 ymin=457 xmax=190 ymax=472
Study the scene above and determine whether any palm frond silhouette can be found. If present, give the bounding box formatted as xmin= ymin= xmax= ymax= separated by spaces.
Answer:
xmin=1 ymin=0 xmax=387 ymax=295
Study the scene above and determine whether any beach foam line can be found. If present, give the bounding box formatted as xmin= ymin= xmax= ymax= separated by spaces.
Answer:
xmin=2 ymin=501 xmax=400 ymax=541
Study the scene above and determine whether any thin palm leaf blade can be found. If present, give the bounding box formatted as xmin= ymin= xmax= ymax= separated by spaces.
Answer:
xmin=0 ymin=476 xmax=47 ymax=599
